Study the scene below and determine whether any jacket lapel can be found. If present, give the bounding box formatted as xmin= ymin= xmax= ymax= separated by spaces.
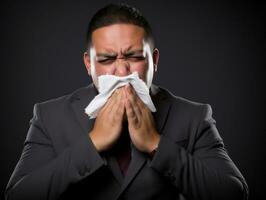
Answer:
xmin=114 ymin=145 xmax=146 ymax=198
xmin=70 ymin=84 xmax=97 ymax=134
xmin=105 ymin=154 xmax=124 ymax=184
xmin=151 ymin=84 xmax=172 ymax=133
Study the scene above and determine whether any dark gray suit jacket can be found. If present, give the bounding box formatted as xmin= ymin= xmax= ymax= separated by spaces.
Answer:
xmin=6 ymin=84 xmax=248 ymax=200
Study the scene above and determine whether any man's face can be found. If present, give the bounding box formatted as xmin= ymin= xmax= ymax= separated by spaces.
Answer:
xmin=84 ymin=24 xmax=158 ymax=89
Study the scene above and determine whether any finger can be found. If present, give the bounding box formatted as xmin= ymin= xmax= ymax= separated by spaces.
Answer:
xmin=126 ymin=85 xmax=142 ymax=106
xmin=125 ymin=97 xmax=138 ymax=126
xmin=125 ymin=84 xmax=136 ymax=100
xmin=112 ymin=89 xmax=125 ymax=121
xmin=125 ymin=85 xmax=142 ymax=118
xmin=99 ymin=89 xmax=119 ymax=115
xmin=107 ymin=88 xmax=122 ymax=110
xmin=111 ymin=88 xmax=121 ymax=98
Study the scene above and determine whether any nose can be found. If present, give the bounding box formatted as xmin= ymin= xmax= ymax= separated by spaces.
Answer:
xmin=114 ymin=58 xmax=130 ymax=77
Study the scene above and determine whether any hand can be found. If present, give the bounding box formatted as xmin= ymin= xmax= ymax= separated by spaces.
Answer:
xmin=124 ymin=85 xmax=160 ymax=153
xmin=89 ymin=88 xmax=125 ymax=152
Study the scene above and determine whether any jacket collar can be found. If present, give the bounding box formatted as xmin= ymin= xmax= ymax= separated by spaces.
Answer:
xmin=70 ymin=84 xmax=98 ymax=134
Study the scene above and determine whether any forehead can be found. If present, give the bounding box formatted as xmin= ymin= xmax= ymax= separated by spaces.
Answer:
xmin=91 ymin=24 xmax=146 ymax=51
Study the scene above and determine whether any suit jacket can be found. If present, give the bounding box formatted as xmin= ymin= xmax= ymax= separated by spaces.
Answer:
xmin=5 ymin=84 xmax=248 ymax=200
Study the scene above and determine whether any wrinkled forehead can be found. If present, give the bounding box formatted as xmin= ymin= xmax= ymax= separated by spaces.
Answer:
xmin=91 ymin=24 xmax=147 ymax=49
xmin=89 ymin=40 xmax=152 ymax=57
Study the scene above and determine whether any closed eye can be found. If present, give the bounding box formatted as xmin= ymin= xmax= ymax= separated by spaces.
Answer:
xmin=96 ymin=54 xmax=145 ymax=64
xmin=97 ymin=58 xmax=116 ymax=65
xmin=126 ymin=55 xmax=145 ymax=62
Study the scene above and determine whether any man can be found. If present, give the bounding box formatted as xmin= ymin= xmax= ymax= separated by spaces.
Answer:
xmin=6 ymin=3 xmax=248 ymax=200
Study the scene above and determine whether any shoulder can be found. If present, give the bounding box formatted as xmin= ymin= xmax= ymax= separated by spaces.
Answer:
xmin=152 ymin=85 xmax=214 ymax=138
xmin=32 ymin=84 xmax=95 ymax=117
xmin=152 ymin=84 xmax=212 ymax=117
xmin=152 ymin=85 xmax=215 ymax=141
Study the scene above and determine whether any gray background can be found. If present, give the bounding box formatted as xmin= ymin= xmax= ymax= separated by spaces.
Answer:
xmin=1 ymin=0 xmax=265 ymax=199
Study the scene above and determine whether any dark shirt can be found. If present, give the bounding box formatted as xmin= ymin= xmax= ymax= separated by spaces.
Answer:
xmin=113 ymin=123 xmax=131 ymax=176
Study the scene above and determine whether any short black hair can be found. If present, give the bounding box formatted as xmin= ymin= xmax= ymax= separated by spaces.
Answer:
xmin=86 ymin=3 xmax=155 ymax=49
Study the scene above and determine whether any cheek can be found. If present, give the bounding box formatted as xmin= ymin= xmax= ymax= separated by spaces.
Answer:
xmin=94 ymin=61 xmax=148 ymax=80
xmin=94 ymin=64 xmax=115 ymax=76
xmin=130 ymin=62 xmax=148 ymax=81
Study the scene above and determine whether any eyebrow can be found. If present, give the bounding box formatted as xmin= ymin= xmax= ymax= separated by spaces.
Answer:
xmin=124 ymin=49 xmax=144 ymax=56
xmin=96 ymin=52 xmax=117 ymax=58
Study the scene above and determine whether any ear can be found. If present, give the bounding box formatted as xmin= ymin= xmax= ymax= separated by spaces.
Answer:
xmin=152 ymin=48 xmax=159 ymax=72
xmin=83 ymin=51 xmax=91 ymax=75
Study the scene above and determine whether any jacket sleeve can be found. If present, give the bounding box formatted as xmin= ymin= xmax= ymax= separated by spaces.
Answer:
xmin=5 ymin=103 xmax=106 ymax=200
xmin=150 ymin=104 xmax=249 ymax=200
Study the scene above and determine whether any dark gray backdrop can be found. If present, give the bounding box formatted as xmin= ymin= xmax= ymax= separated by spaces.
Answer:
xmin=1 ymin=1 xmax=265 ymax=199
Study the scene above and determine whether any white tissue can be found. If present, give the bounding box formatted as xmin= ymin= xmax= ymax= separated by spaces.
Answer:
xmin=85 ymin=72 xmax=156 ymax=119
